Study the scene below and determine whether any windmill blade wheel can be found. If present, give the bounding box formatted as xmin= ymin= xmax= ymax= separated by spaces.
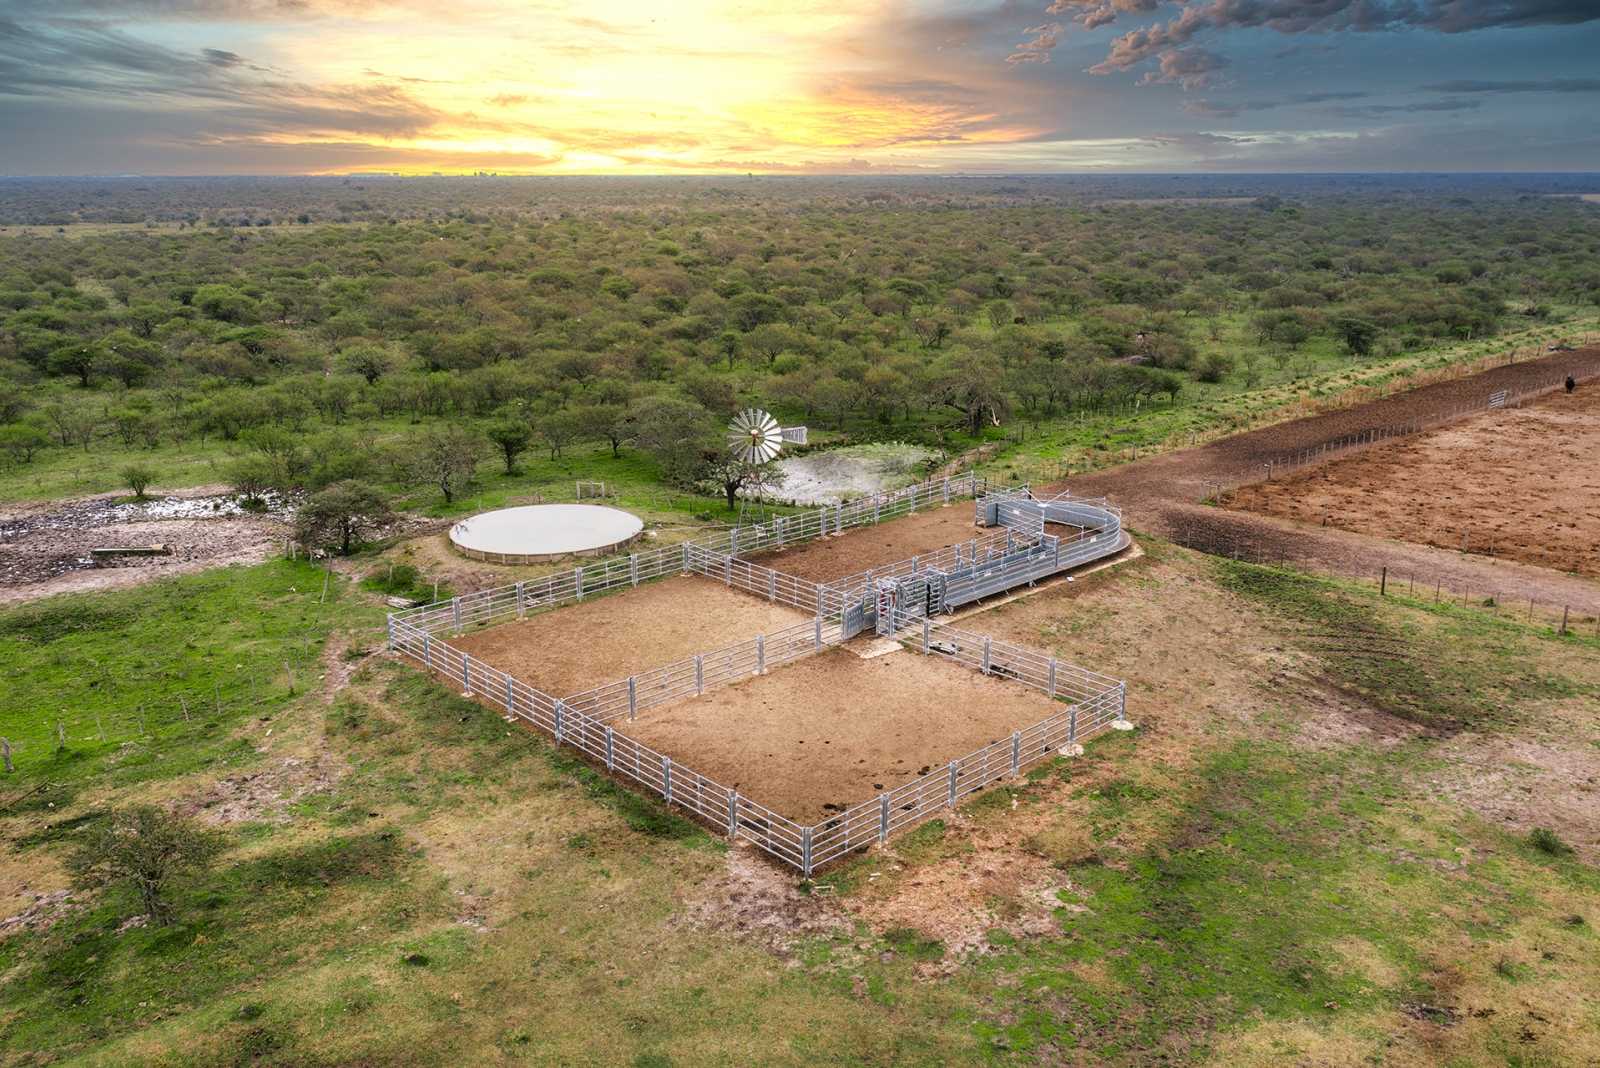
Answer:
xmin=727 ymin=408 xmax=783 ymax=465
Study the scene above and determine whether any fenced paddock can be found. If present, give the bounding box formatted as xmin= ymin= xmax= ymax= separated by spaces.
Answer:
xmin=449 ymin=575 xmax=811 ymax=699
xmin=1224 ymin=385 xmax=1600 ymax=579
xmin=619 ymin=644 xmax=1084 ymax=821
xmin=390 ymin=606 xmax=1124 ymax=875
xmin=387 ymin=472 xmax=1131 ymax=876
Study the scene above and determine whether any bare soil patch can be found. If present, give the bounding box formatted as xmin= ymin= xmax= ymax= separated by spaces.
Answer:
xmin=449 ymin=574 xmax=809 ymax=699
xmin=1227 ymin=388 xmax=1600 ymax=578
xmin=740 ymin=504 xmax=978 ymax=582
xmin=1054 ymin=348 xmax=1600 ymax=613
xmin=0 ymin=488 xmax=291 ymax=605
xmin=623 ymin=644 xmax=1064 ymax=821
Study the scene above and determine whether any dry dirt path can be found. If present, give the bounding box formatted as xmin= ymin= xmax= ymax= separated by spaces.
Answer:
xmin=1045 ymin=346 xmax=1600 ymax=613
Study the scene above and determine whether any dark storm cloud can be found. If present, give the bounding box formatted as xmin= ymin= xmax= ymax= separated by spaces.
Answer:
xmin=1181 ymin=90 xmax=1370 ymax=116
xmin=0 ymin=14 xmax=447 ymax=140
xmin=1136 ymin=46 xmax=1229 ymax=90
xmin=1037 ymin=0 xmax=1600 ymax=79
xmin=1329 ymin=98 xmax=1483 ymax=117
xmin=1422 ymin=78 xmax=1600 ymax=92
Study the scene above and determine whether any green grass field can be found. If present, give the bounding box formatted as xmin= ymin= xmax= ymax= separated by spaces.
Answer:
xmin=2 ymin=540 xmax=1596 ymax=1065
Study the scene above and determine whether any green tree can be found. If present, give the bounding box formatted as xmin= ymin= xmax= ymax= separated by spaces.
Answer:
xmin=406 ymin=424 xmax=484 ymax=504
xmin=1334 ymin=316 xmax=1379 ymax=357
xmin=295 ymin=480 xmax=394 ymax=554
xmin=630 ymin=395 xmax=712 ymax=485
xmin=120 ymin=463 xmax=156 ymax=500
xmin=66 ymin=806 xmax=223 ymax=926
xmin=0 ymin=424 xmax=48 ymax=465
xmin=486 ymin=416 xmax=533 ymax=473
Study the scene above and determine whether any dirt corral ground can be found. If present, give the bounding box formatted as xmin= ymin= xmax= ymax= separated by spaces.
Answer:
xmin=740 ymin=504 xmax=980 ymax=582
xmin=0 ymin=489 xmax=290 ymax=605
xmin=622 ymin=643 xmax=1065 ymax=821
xmin=1226 ymin=387 xmax=1600 ymax=577
xmin=448 ymin=574 xmax=809 ymax=699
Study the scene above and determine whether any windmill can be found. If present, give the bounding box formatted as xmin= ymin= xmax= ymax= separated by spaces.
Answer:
xmin=726 ymin=408 xmax=806 ymax=525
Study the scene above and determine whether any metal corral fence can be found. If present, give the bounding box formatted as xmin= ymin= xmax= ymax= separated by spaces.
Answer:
xmin=386 ymin=470 xmax=1132 ymax=875
xmin=387 ymin=608 xmax=1124 ymax=876
xmin=816 ymin=488 xmax=1127 ymax=617
xmin=808 ymin=621 xmax=1126 ymax=869
xmin=389 ymin=473 xmax=987 ymax=638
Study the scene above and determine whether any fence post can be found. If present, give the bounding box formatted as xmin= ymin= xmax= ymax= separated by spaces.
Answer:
xmin=982 ymin=637 xmax=992 ymax=674
xmin=818 ymin=507 xmax=828 ymax=535
xmin=628 ymin=676 xmax=637 ymax=720
xmin=731 ymin=527 xmax=739 ymax=556
xmin=943 ymin=477 xmax=951 ymax=503
xmin=879 ymin=794 xmax=890 ymax=843
xmin=554 ymin=700 xmax=564 ymax=745
xmin=462 ymin=656 xmax=471 ymax=694
xmin=1048 ymin=659 xmax=1057 ymax=698
xmin=574 ymin=566 xmax=584 ymax=601
xmin=629 ymin=554 xmax=639 ymax=587
xmin=947 ymin=761 xmax=959 ymax=806
xmin=911 ymin=554 xmax=919 ymax=574
xmin=1068 ymin=702 xmax=1078 ymax=744
xmin=423 ymin=633 xmax=432 ymax=669
xmin=604 ymin=726 xmax=614 ymax=769
xmin=1011 ymin=731 xmax=1021 ymax=775
xmin=756 ymin=634 xmax=765 ymax=675
xmin=767 ymin=570 xmax=777 ymax=601
xmin=776 ymin=517 xmax=785 ymax=547
xmin=515 ymin=581 xmax=526 ymax=617
xmin=874 ymin=498 xmax=881 ymax=524
xmin=505 ymin=676 xmax=514 ymax=714
xmin=695 ymin=655 xmax=704 ymax=695
xmin=662 ymin=756 xmax=672 ymax=804
xmin=802 ymin=826 xmax=813 ymax=877
xmin=922 ymin=618 xmax=930 ymax=653
xmin=1559 ymin=605 xmax=1569 ymax=636
xmin=1380 ymin=566 xmax=1388 ymax=596
xmin=385 ymin=615 xmax=395 ymax=651
xmin=814 ymin=616 xmax=822 ymax=649
xmin=727 ymin=791 xmax=739 ymax=836
xmin=681 ymin=543 xmax=690 ymax=572
xmin=452 ymin=597 xmax=462 ymax=633
xmin=836 ymin=502 xmax=843 ymax=532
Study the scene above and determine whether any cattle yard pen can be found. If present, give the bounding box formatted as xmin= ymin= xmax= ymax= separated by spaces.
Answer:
xmin=387 ymin=476 xmax=1130 ymax=876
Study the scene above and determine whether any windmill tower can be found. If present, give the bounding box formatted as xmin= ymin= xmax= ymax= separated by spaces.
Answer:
xmin=726 ymin=408 xmax=806 ymax=526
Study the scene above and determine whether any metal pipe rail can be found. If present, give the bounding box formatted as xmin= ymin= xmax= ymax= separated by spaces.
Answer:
xmin=389 ymin=473 xmax=987 ymax=640
xmin=391 ymin=607 xmax=1126 ymax=877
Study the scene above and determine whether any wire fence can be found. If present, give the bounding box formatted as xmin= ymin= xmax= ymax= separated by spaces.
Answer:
xmin=1209 ymin=368 xmax=1600 ymax=495
xmin=1171 ymin=516 xmax=1600 ymax=638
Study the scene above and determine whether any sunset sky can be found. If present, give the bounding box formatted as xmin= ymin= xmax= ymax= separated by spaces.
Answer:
xmin=2 ymin=0 xmax=1598 ymax=175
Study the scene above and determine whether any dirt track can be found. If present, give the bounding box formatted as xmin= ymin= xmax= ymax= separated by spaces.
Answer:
xmin=1049 ymin=346 xmax=1600 ymax=611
